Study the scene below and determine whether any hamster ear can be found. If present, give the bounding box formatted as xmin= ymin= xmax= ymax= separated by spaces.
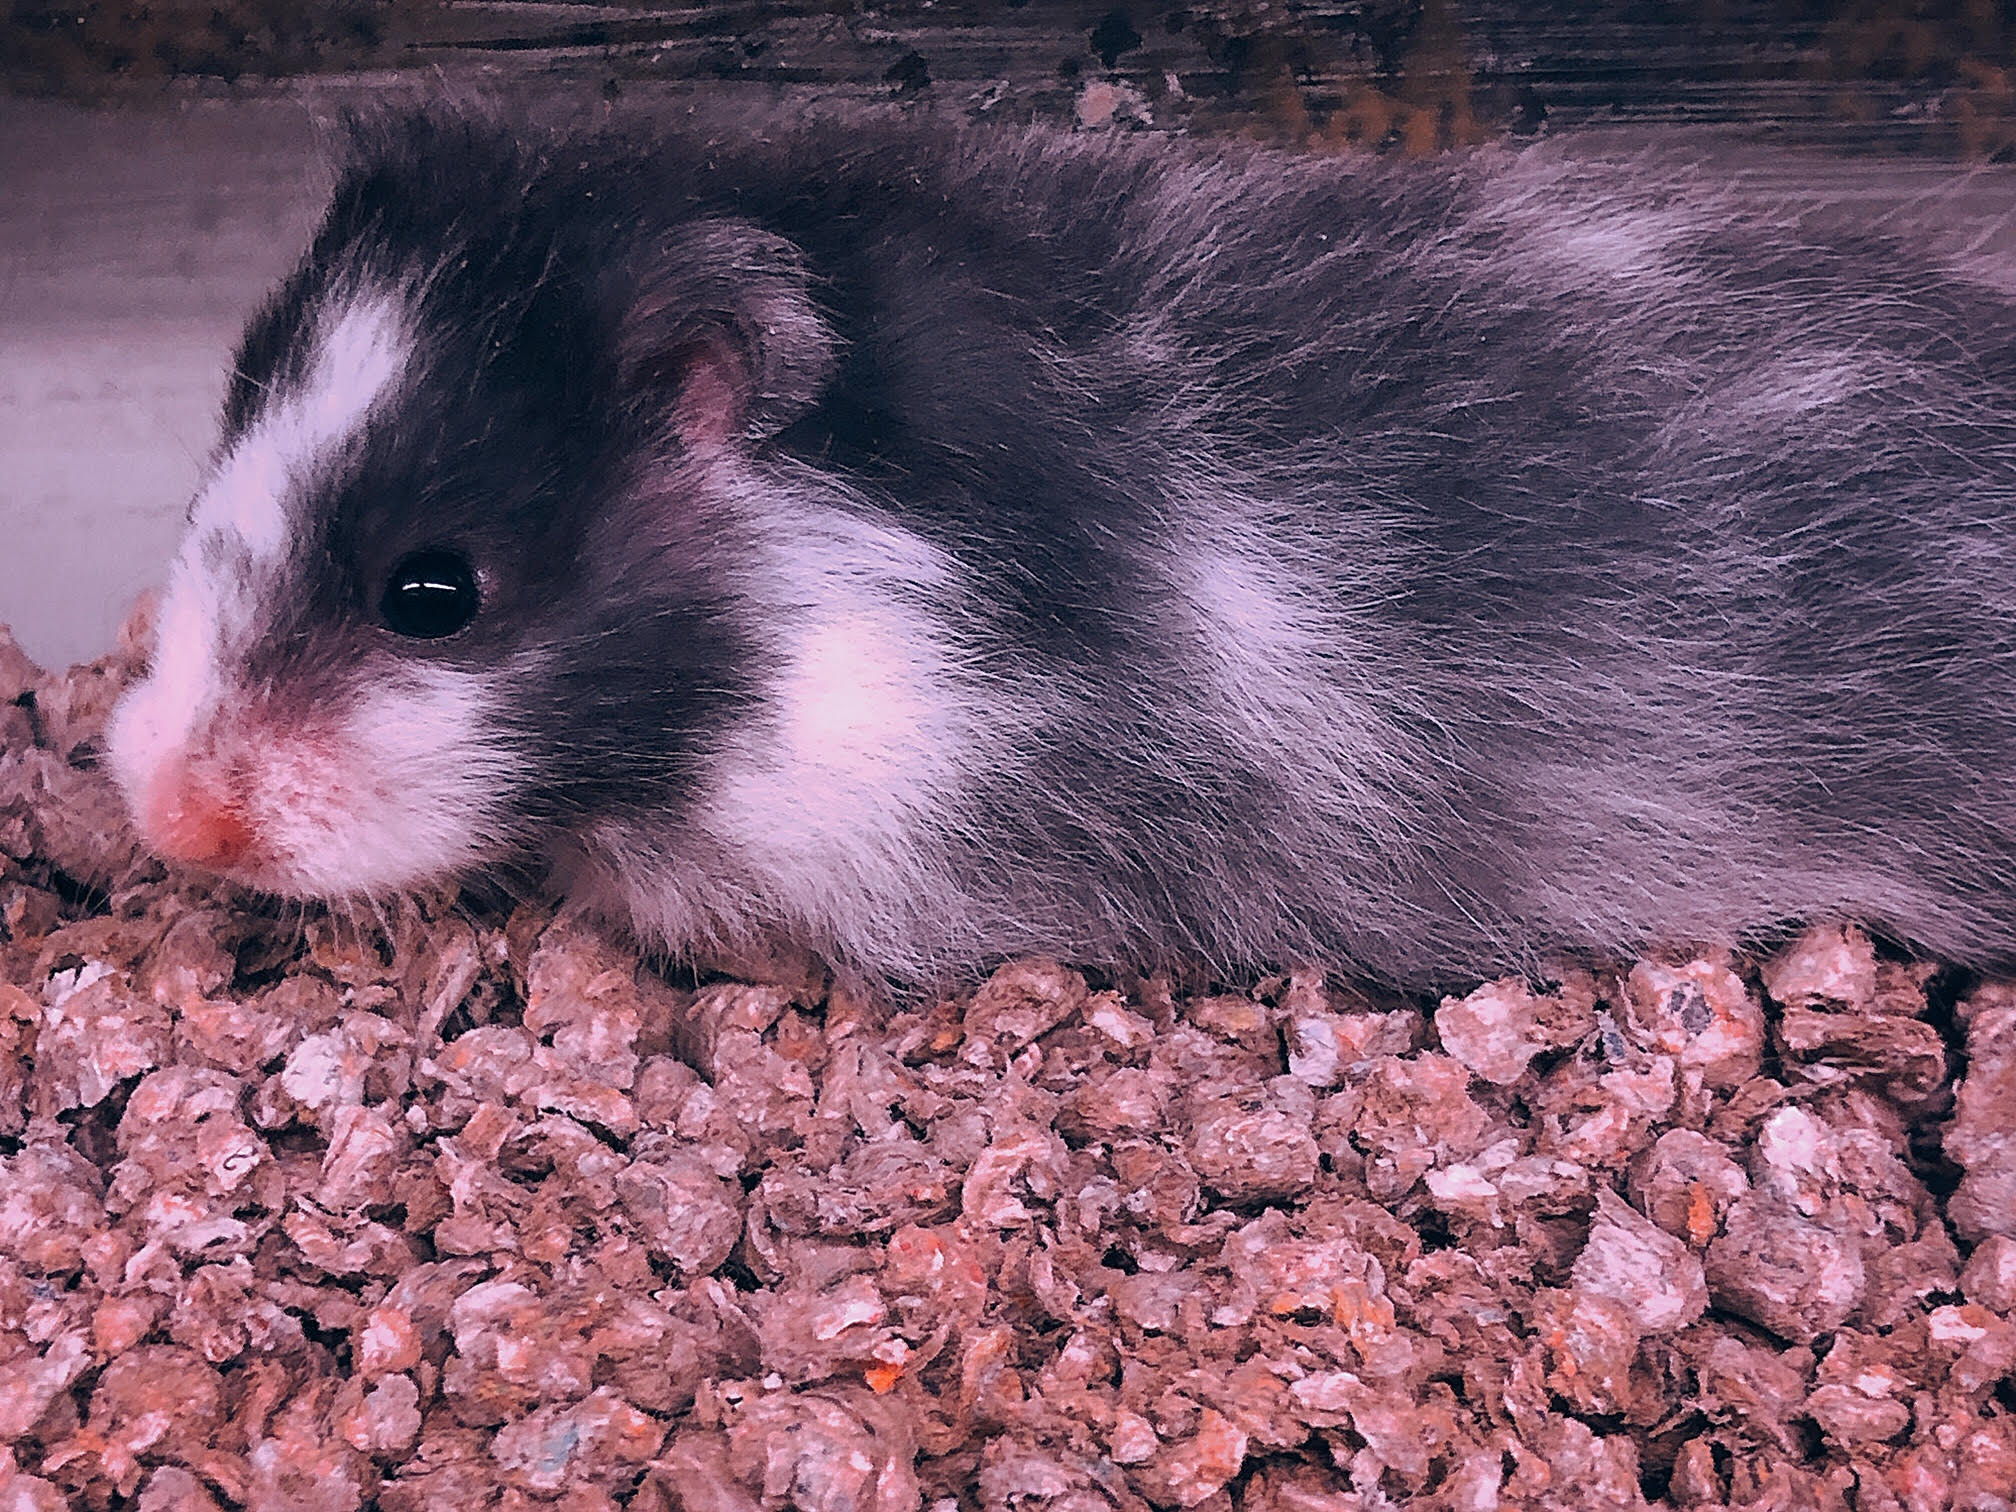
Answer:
xmin=617 ymin=220 xmax=836 ymax=451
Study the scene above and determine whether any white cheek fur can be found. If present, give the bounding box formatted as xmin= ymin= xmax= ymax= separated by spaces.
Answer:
xmin=241 ymin=665 xmax=531 ymax=897
xmin=112 ymin=636 xmax=531 ymax=899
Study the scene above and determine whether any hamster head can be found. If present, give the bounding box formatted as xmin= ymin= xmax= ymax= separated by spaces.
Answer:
xmin=107 ymin=114 xmax=837 ymax=903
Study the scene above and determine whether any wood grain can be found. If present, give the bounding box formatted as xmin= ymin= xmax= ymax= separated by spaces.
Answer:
xmin=6 ymin=2 xmax=2016 ymax=156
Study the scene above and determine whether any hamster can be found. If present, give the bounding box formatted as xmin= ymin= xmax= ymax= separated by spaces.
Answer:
xmin=106 ymin=106 xmax=2016 ymax=988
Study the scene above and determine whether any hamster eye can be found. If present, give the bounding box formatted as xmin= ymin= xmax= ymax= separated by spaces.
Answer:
xmin=380 ymin=549 xmax=479 ymax=639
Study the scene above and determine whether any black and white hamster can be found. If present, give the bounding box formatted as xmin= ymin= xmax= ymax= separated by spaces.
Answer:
xmin=107 ymin=107 xmax=2016 ymax=987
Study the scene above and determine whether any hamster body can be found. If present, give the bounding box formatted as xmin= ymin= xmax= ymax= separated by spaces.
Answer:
xmin=107 ymin=108 xmax=2016 ymax=986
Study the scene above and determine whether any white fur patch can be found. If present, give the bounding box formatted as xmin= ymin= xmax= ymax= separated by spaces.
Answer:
xmin=706 ymin=491 xmax=972 ymax=917
xmin=592 ymin=461 xmax=1047 ymax=974
xmin=106 ymin=575 xmax=227 ymax=812
xmin=111 ymin=287 xmax=422 ymax=876
xmin=1169 ymin=491 xmax=1415 ymax=831
xmin=1724 ymin=351 xmax=1906 ymax=423
xmin=1461 ymin=153 xmax=1715 ymax=304
xmin=191 ymin=291 xmax=413 ymax=562
xmin=1651 ymin=348 xmax=1917 ymax=461
xmin=243 ymin=663 xmax=527 ymax=897
xmin=777 ymin=617 xmax=949 ymax=781
xmin=1523 ymin=210 xmax=1677 ymax=285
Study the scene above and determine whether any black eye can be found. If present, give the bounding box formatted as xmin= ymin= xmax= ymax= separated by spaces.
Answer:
xmin=380 ymin=549 xmax=479 ymax=639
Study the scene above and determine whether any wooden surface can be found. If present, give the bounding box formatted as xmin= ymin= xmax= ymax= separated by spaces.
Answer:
xmin=5 ymin=1 xmax=2016 ymax=156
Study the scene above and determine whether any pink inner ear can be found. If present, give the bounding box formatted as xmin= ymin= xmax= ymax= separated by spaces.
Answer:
xmin=672 ymin=340 xmax=745 ymax=451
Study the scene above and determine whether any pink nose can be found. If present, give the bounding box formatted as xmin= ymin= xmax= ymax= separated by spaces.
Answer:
xmin=143 ymin=770 xmax=257 ymax=871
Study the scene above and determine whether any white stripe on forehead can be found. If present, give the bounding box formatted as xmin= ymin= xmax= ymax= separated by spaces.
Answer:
xmin=191 ymin=290 xmax=415 ymax=561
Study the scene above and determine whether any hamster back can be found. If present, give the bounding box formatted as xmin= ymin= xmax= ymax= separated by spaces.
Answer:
xmin=106 ymin=110 xmax=2016 ymax=986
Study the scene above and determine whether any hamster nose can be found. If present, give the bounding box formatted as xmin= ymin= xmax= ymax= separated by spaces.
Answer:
xmin=144 ymin=770 xmax=257 ymax=871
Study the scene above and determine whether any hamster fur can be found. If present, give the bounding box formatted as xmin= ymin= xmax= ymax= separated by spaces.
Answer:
xmin=106 ymin=108 xmax=2016 ymax=988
